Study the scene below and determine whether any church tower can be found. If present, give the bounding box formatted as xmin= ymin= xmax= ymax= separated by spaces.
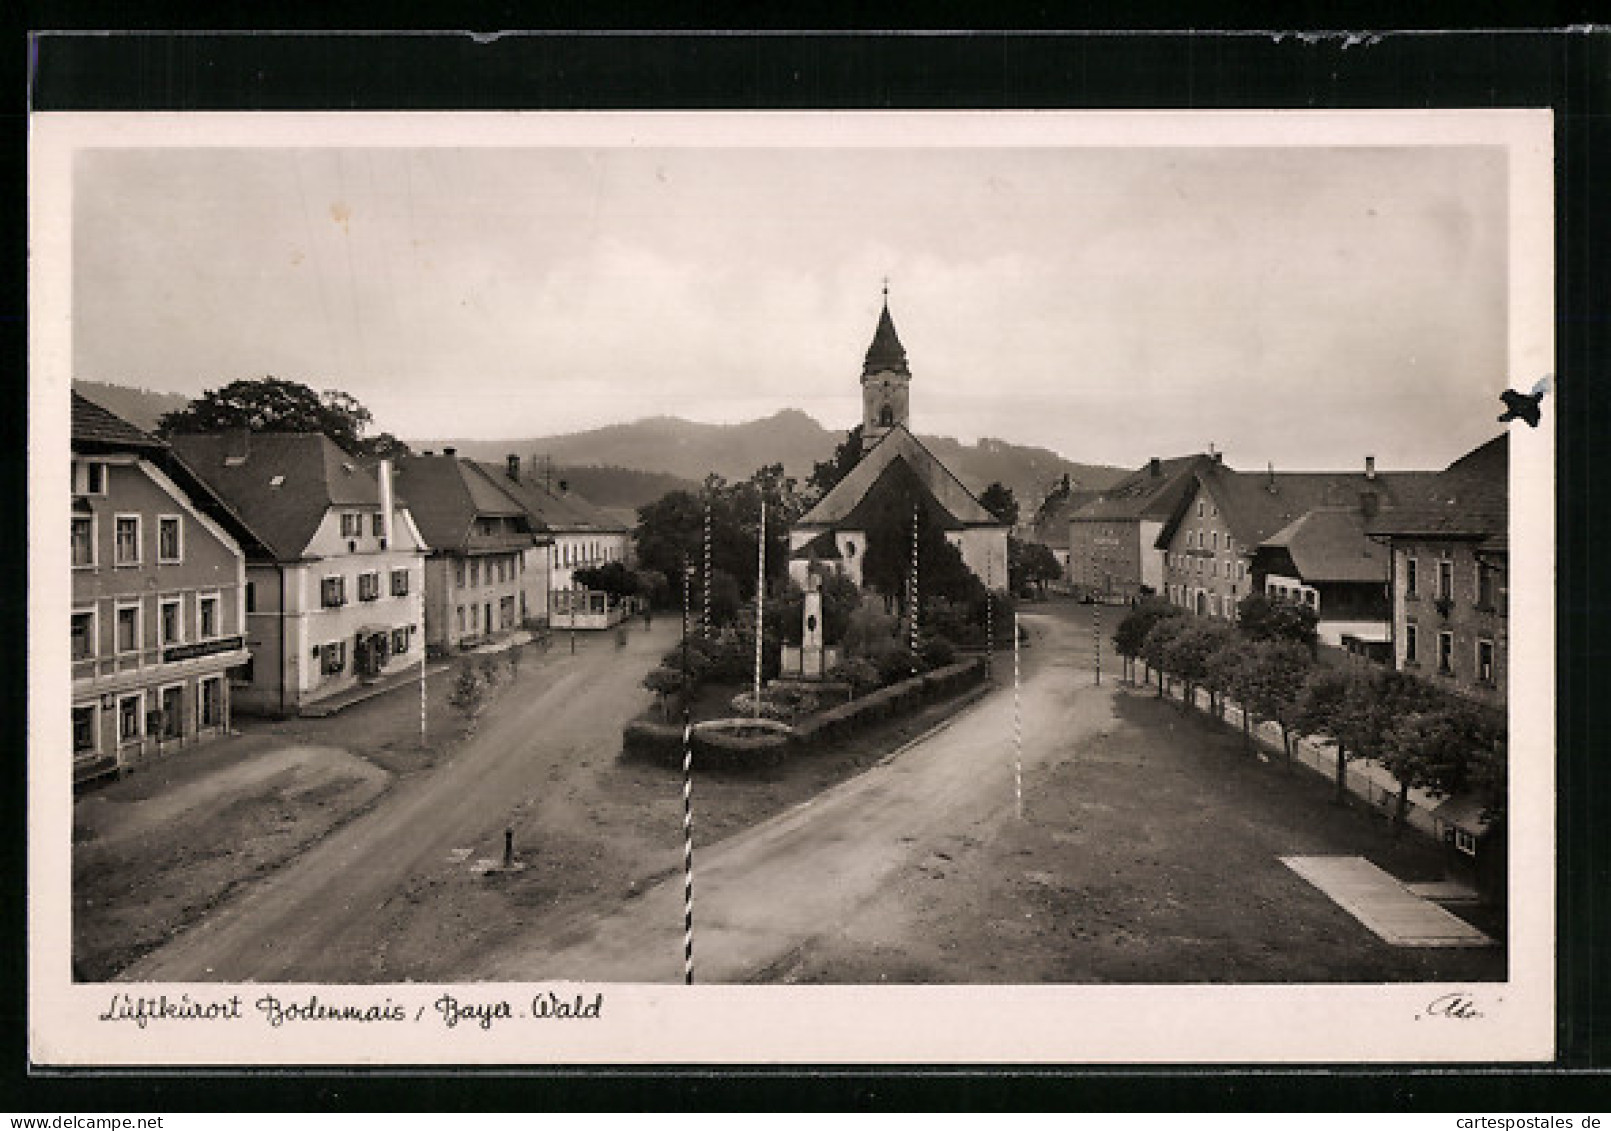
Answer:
xmin=861 ymin=284 xmax=911 ymax=447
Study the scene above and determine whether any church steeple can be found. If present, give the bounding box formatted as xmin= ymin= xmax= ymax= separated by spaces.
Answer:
xmin=861 ymin=284 xmax=912 ymax=445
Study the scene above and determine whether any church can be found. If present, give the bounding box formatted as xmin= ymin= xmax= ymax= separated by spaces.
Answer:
xmin=787 ymin=292 xmax=1010 ymax=594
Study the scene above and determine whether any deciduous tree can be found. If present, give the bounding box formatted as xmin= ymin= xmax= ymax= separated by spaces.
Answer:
xmin=157 ymin=377 xmax=377 ymax=455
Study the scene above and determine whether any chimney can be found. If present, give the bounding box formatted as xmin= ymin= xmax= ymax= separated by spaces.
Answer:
xmin=377 ymin=458 xmax=396 ymax=547
xmin=506 ymin=454 xmax=521 ymax=481
xmin=1266 ymin=461 xmax=1277 ymax=493
xmin=442 ymin=446 xmax=457 ymax=457
xmin=1149 ymin=457 xmax=1161 ymax=478
xmin=1213 ymin=450 xmax=1223 ymax=465
xmin=1365 ymin=454 xmax=1377 ymax=481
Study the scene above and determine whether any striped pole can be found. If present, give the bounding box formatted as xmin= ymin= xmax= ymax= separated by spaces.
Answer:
xmin=418 ymin=577 xmax=428 ymax=747
xmin=909 ymin=503 xmax=920 ymax=669
xmin=753 ymin=500 xmax=765 ymax=718
xmin=985 ymin=555 xmax=994 ymax=680
xmin=1094 ymin=600 xmax=1102 ymax=686
xmin=702 ymin=502 xmax=712 ymax=639
xmin=1013 ymin=611 xmax=1023 ymax=819
xmin=681 ymin=710 xmax=696 ymax=985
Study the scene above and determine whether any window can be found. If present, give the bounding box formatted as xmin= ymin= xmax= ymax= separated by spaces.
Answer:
xmin=456 ymin=606 xmax=466 ymax=633
xmin=1437 ymin=630 xmax=1454 ymax=675
xmin=160 ymin=685 xmax=183 ymax=739
xmin=469 ymin=560 xmax=480 ymax=588
xmin=391 ymin=569 xmax=409 ymax=596
xmin=158 ymin=516 xmax=182 ymax=563
xmin=392 ymin=627 xmax=410 ymax=654
xmin=341 ymin=512 xmax=363 ymax=538
xmin=1227 ymin=537 xmax=1234 ymax=556
xmin=1477 ymin=561 xmax=1498 ymax=609
xmin=372 ymin=512 xmax=385 ymax=538
xmin=358 ymin=571 xmax=381 ymax=602
xmin=71 ymin=516 xmax=95 ymax=567
xmin=160 ymin=598 xmax=182 ymax=646
xmin=1477 ymin=639 xmax=1495 ymax=684
xmin=76 ymin=460 xmax=108 ymax=496
xmin=199 ymin=677 xmax=223 ymax=728
xmin=118 ymin=694 xmax=143 ymax=745
xmin=1196 ymin=501 xmax=1204 ymax=517
xmin=199 ymin=594 xmax=220 ymax=639
xmin=321 ymin=641 xmax=347 ymax=675
xmin=71 ymin=610 xmax=95 ymax=660
xmin=321 ymin=576 xmax=346 ymax=608
xmin=455 ymin=561 xmax=466 ymax=588
xmin=245 ymin=582 xmax=256 ymax=613
xmin=114 ymin=515 xmax=140 ymax=565
xmin=1452 ymin=827 xmax=1477 ymax=856
xmin=1212 ymin=531 xmax=1219 ymax=550
xmin=1405 ymin=623 xmax=1419 ymax=664
xmin=1404 ymin=556 xmax=1419 ymax=598
xmin=116 ymin=604 xmax=140 ymax=654
xmin=1437 ymin=559 xmax=1454 ymax=601
xmin=73 ymin=706 xmax=96 ymax=756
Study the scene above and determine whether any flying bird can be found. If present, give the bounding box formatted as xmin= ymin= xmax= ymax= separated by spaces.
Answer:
xmin=1498 ymin=374 xmax=1551 ymax=428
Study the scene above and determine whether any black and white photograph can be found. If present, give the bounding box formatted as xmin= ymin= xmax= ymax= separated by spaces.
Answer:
xmin=29 ymin=109 xmax=1555 ymax=1066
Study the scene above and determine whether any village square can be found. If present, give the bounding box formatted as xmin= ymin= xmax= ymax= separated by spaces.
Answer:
xmin=68 ymin=290 xmax=1511 ymax=986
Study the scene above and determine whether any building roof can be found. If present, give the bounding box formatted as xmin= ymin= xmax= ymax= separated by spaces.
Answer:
xmin=1257 ymin=506 xmax=1390 ymax=584
xmin=795 ymin=424 xmax=1002 ymax=530
xmin=1366 ymin=434 xmax=1508 ymax=542
xmin=1069 ymin=455 xmax=1218 ymax=523
xmin=169 ymin=431 xmax=383 ymax=560
xmin=473 ymin=461 xmax=630 ymax=536
xmin=388 ymin=454 xmax=538 ymax=555
xmin=71 ymin=390 xmax=166 ymax=452
xmin=1031 ymin=489 xmax=1105 ymax=548
xmin=72 ymin=393 xmax=271 ymax=557
xmin=862 ymin=299 xmax=911 ymax=377
xmin=1161 ymin=461 xmax=1440 ymax=553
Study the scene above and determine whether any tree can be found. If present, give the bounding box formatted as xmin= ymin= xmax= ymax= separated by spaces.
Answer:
xmin=775 ymin=574 xmax=860 ymax=646
xmin=808 ymin=425 xmax=864 ymax=499
xmin=1379 ymin=708 xmax=1468 ymax=833
xmin=1008 ymin=537 xmax=1063 ymax=596
xmin=979 ymin=481 xmax=1020 ymax=527
xmin=1206 ymin=645 xmax=1255 ymax=748
xmin=1112 ymin=598 xmax=1183 ymax=684
xmin=1295 ymin=667 xmax=1356 ymax=803
xmin=1167 ymin=619 xmax=1236 ymax=715
xmin=157 ymin=377 xmax=376 ymax=454
xmin=1140 ymin=617 xmax=1186 ymax=698
xmin=447 ymin=663 xmax=485 ymax=729
xmin=354 ymin=432 xmax=412 ymax=459
xmin=1235 ymin=640 xmax=1314 ymax=767
xmin=1235 ymin=593 xmax=1319 ymax=650
xmin=574 ymin=561 xmax=638 ymax=600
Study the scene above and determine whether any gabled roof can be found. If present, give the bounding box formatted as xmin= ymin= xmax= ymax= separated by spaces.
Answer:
xmin=72 ymin=394 xmax=270 ymax=557
xmin=1069 ymin=455 xmax=1218 ymax=523
xmin=169 ymin=431 xmax=381 ymax=559
xmin=1031 ymin=489 xmax=1105 ymax=548
xmin=1256 ymin=507 xmax=1389 ymax=584
xmin=862 ymin=300 xmax=910 ymax=377
xmin=1366 ymin=434 xmax=1507 ymax=542
xmin=1160 ymin=462 xmax=1440 ymax=553
xmin=71 ymin=390 xmax=165 ymax=452
xmin=388 ymin=454 xmax=537 ymax=555
xmin=474 ymin=461 xmax=630 ymax=536
xmin=795 ymin=424 xmax=1002 ymax=529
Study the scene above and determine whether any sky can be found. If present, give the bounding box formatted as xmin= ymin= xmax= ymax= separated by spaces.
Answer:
xmin=72 ymin=137 xmax=1515 ymax=471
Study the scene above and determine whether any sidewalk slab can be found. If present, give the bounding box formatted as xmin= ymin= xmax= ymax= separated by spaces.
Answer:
xmin=1282 ymin=855 xmax=1495 ymax=948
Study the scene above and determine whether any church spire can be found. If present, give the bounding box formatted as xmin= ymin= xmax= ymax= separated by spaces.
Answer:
xmin=862 ymin=286 xmax=910 ymax=378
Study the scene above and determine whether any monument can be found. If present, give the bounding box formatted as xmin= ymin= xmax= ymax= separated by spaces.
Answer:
xmin=780 ymin=573 xmax=840 ymax=680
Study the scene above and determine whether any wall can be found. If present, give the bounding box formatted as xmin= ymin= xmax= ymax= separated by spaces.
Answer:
xmin=1067 ymin=517 xmax=1145 ymax=595
xmin=1394 ymin=540 xmax=1507 ymax=708
xmin=1161 ymin=480 xmax=1249 ymax=619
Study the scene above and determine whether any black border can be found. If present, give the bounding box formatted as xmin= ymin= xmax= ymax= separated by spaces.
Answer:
xmin=17 ymin=26 xmax=1611 ymax=1112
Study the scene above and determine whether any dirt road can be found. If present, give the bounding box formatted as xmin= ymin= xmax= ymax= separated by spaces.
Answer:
xmin=120 ymin=624 xmax=673 ymax=983
xmin=476 ymin=611 xmax=1090 ymax=982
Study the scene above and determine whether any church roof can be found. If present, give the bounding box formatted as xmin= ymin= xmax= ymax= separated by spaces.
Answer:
xmin=795 ymin=424 xmax=1001 ymax=529
xmin=862 ymin=301 xmax=911 ymax=377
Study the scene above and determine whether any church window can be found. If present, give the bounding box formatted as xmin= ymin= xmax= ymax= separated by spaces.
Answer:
xmin=879 ymin=405 xmax=893 ymax=427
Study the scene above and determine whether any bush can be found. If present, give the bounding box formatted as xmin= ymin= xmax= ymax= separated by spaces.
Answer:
xmin=838 ymin=657 xmax=882 ymax=697
xmin=920 ymin=634 xmax=957 ymax=669
xmin=875 ymin=647 xmax=922 ymax=686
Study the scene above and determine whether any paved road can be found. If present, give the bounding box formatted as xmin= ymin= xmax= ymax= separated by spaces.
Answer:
xmin=121 ymin=623 xmax=672 ymax=983
xmin=477 ymin=610 xmax=1111 ymax=983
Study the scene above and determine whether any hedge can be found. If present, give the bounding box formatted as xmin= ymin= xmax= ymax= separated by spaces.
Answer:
xmin=621 ymin=657 xmax=985 ymax=774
